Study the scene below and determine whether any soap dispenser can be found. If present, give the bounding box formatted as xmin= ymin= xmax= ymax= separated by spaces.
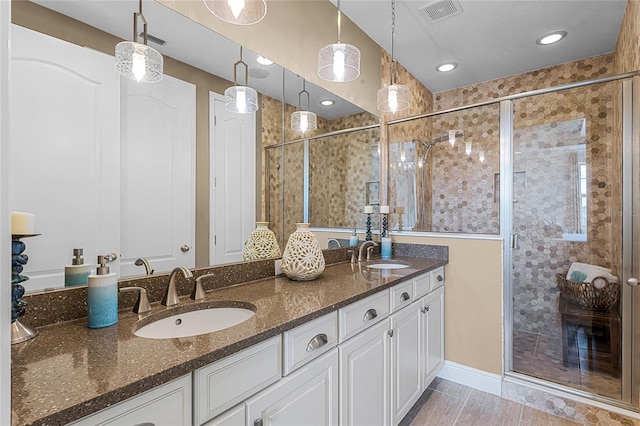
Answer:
xmin=64 ymin=248 xmax=91 ymax=287
xmin=87 ymin=255 xmax=118 ymax=329
xmin=349 ymin=229 xmax=359 ymax=246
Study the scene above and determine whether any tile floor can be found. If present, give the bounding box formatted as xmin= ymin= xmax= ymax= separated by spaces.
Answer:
xmin=512 ymin=329 xmax=620 ymax=400
xmin=402 ymin=378 xmax=639 ymax=426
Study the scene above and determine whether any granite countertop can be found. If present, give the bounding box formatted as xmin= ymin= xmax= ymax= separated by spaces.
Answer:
xmin=11 ymin=256 xmax=446 ymax=426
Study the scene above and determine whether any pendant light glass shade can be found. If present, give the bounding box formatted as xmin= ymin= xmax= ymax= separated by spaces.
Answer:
xmin=203 ymin=0 xmax=267 ymax=25
xmin=115 ymin=41 xmax=163 ymax=83
xmin=377 ymin=84 xmax=410 ymax=113
xmin=318 ymin=43 xmax=361 ymax=82
xmin=225 ymin=47 xmax=259 ymax=113
xmin=225 ymin=85 xmax=258 ymax=113
xmin=114 ymin=0 xmax=163 ymax=83
xmin=291 ymin=111 xmax=318 ymax=133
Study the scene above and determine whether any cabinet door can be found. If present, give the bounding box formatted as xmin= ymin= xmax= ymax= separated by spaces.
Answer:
xmin=69 ymin=375 xmax=191 ymax=426
xmin=246 ymin=348 xmax=338 ymax=426
xmin=422 ymin=286 xmax=445 ymax=388
xmin=339 ymin=319 xmax=391 ymax=426
xmin=390 ymin=302 xmax=422 ymax=425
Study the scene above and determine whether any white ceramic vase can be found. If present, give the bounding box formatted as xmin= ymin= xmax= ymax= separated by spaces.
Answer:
xmin=281 ymin=223 xmax=325 ymax=281
xmin=243 ymin=222 xmax=282 ymax=261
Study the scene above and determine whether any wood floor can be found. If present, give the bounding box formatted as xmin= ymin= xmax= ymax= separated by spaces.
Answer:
xmin=401 ymin=378 xmax=636 ymax=426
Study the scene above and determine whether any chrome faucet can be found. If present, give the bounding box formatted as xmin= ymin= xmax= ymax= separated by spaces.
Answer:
xmin=327 ymin=238 xmax=341 ymax=249
xmin=134 ymin=257 xmax=154 ymax=275
xmin=358 ymin=241 xmax=378 ymax=262
xmin=161 ymin=267 xmax=193 ymax=307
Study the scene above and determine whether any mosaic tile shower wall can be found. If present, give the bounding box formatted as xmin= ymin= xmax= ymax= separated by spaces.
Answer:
xmin=511 ymin=82 xmax=618 ymax=336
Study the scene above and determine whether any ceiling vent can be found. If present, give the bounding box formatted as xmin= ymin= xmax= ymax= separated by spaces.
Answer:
xmin=419 ymin=0 xmax=463 ymax=23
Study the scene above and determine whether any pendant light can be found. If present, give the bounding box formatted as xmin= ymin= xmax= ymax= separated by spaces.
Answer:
xmin=115 ymin=0 xmax=163 ymax=83
xmin=291 ymin=79 xmax=318 ymax=133
xmin=203 ymin=0 xmax=267 ymax=25
xmin=225 ymin=47 xmax=259 ymax=113
xmin=377 ymin=0 xmax=410 ymax=113
xmin=318 ymin=0 xmax=360 ymax=82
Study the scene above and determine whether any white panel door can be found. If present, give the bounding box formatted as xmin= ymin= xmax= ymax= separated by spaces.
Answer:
xmin=339 ymin=319 xmax=391 ymax=426
xmin=390 ymin=302 xmax=422 ymax=425
xmin=209 ymin=93 xmax=255 ymax=265
xmin=120 ymin=75 xmax=195 ymax=277
xmin=9 ymin=25 xmax=120 ymax=291
xmin=421 ymin=287 xmax=445 ymax=388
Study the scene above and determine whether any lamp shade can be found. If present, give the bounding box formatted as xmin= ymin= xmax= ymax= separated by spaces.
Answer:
xmin=318 ymin=42 xmax=360 ymax=82
xmin=203 ymin=0 xmax=267 ymax=25
xmin=225 ymin=85 xmax=258 ymax=113
xmin=115 ymin=41 xmax=163 ymax=83
xmin=291 ymin=110 xmax=318 ymax=133
xmin=376 ymin=84 xmax=410 ymax=113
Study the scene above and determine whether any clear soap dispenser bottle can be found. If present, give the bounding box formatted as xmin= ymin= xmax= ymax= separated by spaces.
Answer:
xmin=349 ymin=229 xmax=359 ymax=246
xmin=87 ymin=255 xmax=118 ymax=328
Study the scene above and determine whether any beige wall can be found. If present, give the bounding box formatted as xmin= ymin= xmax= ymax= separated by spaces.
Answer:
xmin=613 ymin=0 xmax=640 ymax=74
xmin=158 ymin=0 xmax=382 ymax=116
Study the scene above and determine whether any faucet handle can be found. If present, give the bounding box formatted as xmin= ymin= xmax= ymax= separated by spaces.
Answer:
xmin=347 ymin=249 xmax=357 ymax=264
xmin=119 ymin=286 xmax=151 ymax=314
xmin=366 ymin=246 xmax=375 ymax=260
xmin=191 ymin=275 xmax=207 ymax=301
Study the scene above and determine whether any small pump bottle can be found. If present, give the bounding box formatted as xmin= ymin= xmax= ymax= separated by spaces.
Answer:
xmin=87 ymin=255 xmax=118 ymax=328
xmin=64 ymin=248 xmax=91 ymax=287
xmin=349 ymin=229 xmax=359 ymax=246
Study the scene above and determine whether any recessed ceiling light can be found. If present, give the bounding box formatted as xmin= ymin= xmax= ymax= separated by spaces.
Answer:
xmin=536 ymin=31 xmax=567 ymax=45
xmin=320 ymin=99 xmax=335 ymax=106
xmin=436 ymin=62 xmax=458 ymax=72
xmin=256 ymin=56 xmax=273 ymax=65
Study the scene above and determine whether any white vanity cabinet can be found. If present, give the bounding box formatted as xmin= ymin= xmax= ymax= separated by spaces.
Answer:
xmin=69 ymin=375 xmax=192 ymax=426
xmin=246 ymin=348 xmax=339 ymax=426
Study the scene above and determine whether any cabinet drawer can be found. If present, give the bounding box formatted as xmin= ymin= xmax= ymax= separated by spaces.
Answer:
xmin=283 ymin=312 xmax=338 ymax=375
xmin=413 ymin=272 xmax=431 ymax=299
xmin=338 ymin=290 xmax=390 ymax=342
xmin=430 ymin=267 xmax=445 ymax=291
xmin=390 ymin=280 xmax=414 ymax=313
xmin=194 ymin=335 xmax=281 ymax=425
xmin=70 ymin=374 xmax=192 ymax=426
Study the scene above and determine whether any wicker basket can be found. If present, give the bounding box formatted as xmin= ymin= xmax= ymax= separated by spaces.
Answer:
xmin=556 ymin=274 xmax=620 ymax=311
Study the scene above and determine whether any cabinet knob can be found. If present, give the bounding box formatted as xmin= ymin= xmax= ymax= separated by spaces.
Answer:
xmin=254 ymin=419 xmax=264 ymax=426
xmin=437 ymin=275 xmax=443 ymax=282
xmin=181 ymin=244 xmax=190 ymax=252
xmin=363 ymin=308 xmax=378 ymax=322
xmin=400 ymin=292 xmax=411 ymax=302
xmin=627 ymin=277 xmax=639 ymax=287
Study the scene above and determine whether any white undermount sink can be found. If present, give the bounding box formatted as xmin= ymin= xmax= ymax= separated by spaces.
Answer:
xmin=366 ymin=263 xmax=410 ymax=270
xmin=134 ymin=307 xmax=255 ymax=339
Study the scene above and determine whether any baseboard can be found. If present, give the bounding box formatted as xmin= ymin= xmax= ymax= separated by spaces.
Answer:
xmin=437 ymin=360 xmax=502 ymax=396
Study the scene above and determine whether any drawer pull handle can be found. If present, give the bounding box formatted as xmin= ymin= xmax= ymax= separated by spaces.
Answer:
xmin=306 ymin=333 xmax=329 ymax=352
xmin=363 ymin=308 xmax=378 ymax=321
xmin=437 ymin=275 xmax=444 ymax=282
xmin=400 ymin=292 xmax=411 ymax=302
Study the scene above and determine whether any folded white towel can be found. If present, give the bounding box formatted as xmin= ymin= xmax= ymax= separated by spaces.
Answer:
xmin=567 ymin=262 xmax=619 ymax=285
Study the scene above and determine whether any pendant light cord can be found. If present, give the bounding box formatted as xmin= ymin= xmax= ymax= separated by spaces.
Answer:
xmin=337 ymin=0 xmax=342 ymax=43
xmin=390 ymin=0 xmax=396 ymax=85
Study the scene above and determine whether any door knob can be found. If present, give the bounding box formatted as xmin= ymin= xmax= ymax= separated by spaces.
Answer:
xmin=627 ymin=277 xmax=639 ymax=287
xmin=181 ymin=245 xmax=190 ymax=253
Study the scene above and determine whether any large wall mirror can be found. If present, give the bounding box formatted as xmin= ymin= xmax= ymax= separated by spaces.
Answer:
xmin=10 ymin=0 xmax=378 ymax=293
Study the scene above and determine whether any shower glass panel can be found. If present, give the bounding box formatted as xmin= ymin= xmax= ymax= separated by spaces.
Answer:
xmin=387 ymin=103 xmax=500 ymax=234
xmin=510 ymin=80 xmax=623 ymax=401
xmin=308 ymin=128 xmax=380 ymax=230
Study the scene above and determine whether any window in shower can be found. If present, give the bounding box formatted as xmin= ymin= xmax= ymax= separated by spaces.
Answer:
xmin=387 ymin=103 xmax=500 ymax=234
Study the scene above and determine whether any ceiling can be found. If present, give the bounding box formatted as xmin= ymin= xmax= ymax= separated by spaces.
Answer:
xmin=338 ymin=0 xmax=627 ymax=93
xmin=31 ymin=0 xmax=628 ymax=115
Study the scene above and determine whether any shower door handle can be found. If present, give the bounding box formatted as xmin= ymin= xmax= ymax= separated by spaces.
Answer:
xmin=627 ymin=277 xmax=639 ymax=287
xmin=510 ymin=234 xmax=519 ymax=249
